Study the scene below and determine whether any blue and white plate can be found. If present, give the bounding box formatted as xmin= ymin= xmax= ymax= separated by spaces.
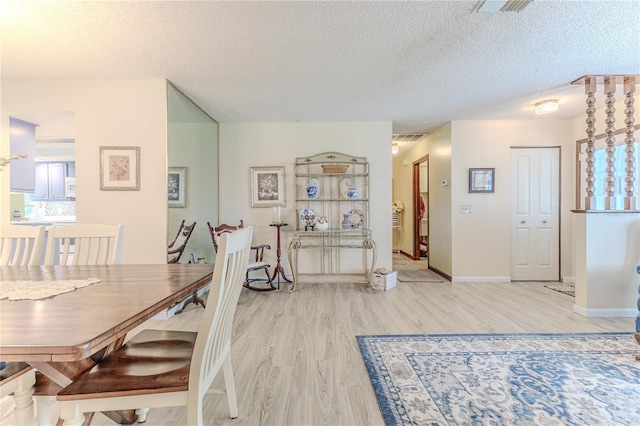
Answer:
xmin=306 ymin=178 xmax=321 ymax=199
xmin=299 ymin=208 xmax=316 ymax=227
xmin=347 ymin=209 xmax=364 ymax=229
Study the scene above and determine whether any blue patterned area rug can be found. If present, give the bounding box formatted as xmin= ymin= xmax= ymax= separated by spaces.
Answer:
xmin=357 ymin=333 xmax=640 ymax=426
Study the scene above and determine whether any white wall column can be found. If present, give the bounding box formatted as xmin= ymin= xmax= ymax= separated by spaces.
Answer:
xmin=573 ymin=211 xmax=640 ymax=317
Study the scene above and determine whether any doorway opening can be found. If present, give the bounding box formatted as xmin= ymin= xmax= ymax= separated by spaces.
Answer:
xmin=412 ymin=155 xmax=429 ymax=262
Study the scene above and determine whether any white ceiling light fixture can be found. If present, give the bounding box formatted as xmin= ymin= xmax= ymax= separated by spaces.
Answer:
xmin=472 ymin=0 xmax=533 ymax=14
xmin=534 ymin=99 xmax=559 ymax=115
xmin=391 ymin=142 xmax=399 ymax=155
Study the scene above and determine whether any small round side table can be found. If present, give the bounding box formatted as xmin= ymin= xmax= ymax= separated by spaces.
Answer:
xmin=269 ymin=222 xmax=292 ymax=286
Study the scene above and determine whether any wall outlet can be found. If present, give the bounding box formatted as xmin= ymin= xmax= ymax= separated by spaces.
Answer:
xmin=460 ymin=204 xmax=472 ymax=213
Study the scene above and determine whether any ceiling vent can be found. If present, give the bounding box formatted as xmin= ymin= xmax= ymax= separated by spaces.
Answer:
xmin=472 ymin=0 xmax=533 ymax=14
xmin=392 ymin=134 xmax=425 ymax=142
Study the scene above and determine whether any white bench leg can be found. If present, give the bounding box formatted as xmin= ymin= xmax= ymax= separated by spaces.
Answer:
xmin=60 ymin=402 xmax=84 ymax=426
xmin=135 ymin=407 xmax=149 ymax=423
xmin=35 ymin=396 xmax=53 ymax=426
xmin=12 ymin=378 xmax=35 ymax=426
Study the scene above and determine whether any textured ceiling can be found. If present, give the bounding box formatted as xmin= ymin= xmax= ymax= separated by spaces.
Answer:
xmin=2 ymin=0 xmax=639 ymax=136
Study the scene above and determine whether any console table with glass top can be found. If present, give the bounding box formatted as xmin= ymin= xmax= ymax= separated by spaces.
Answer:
xmin=287 ymin=228 xmax=377 ymax=292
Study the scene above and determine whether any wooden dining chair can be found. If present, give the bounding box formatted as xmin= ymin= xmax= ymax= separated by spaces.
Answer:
xmin=207 ymin=220 xmax=276 ymax=291
xmin=168 ymin=220 xmax=196 ymax=264
xmin=43 ymin=224 xmax=123 ymax=265
xmin=0 ymin=225 xmax=46 ymax=266
xmin=57 ymin=226 xmax=253 ymax=426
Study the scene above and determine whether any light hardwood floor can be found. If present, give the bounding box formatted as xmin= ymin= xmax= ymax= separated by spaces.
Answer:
xmin=2 ymin=256 xmax=635 ymax=425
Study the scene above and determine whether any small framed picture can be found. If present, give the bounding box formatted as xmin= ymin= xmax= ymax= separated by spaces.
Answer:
xmin=469 ymin=168 xmax=495 ymax=193
xmin=100 ymin=146 xmax=140 ymax=191
xmin=250 ymin=166 xmax=285 ymax=207
xmin=168 ymin=167 xmax=187 ymax=208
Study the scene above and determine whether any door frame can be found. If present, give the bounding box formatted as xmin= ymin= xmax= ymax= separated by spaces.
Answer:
xmin=412 ymin=155 xmax=428 ymax=260
xmin=509 ymin=146 xmax=562 ymax=281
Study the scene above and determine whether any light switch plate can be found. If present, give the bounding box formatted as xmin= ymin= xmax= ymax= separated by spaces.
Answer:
xmin=460 ymin=204 xmax=472 ymax=213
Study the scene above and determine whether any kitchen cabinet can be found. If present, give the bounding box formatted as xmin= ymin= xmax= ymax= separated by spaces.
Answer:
xmin=9 ymin=117 xmax=37 ymax=193
xmin=33 ymin=162 xmax=73 ymax=201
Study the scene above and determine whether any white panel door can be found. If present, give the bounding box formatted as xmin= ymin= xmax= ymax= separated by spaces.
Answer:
xmin=510 ymin=147 xmax=560 ymax=281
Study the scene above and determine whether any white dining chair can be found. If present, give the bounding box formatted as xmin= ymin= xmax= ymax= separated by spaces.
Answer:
xmin=56 ymin=227 xmax=253 ymax=426
xmin=43 ymin=224 xmax=123 ymax=265
xmin=0 ymin=225 xmax=46 ymax=266
xmin=37 ymin=224 xmax=122 ymax=424
xmin=1 ymin=225 xmax=49 ymax=424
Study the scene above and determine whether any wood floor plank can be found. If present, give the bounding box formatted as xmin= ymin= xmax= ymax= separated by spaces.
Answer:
xmin=3 ymin=256 xmax=634 ymax=425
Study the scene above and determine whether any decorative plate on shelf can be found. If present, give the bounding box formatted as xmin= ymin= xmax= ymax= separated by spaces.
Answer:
xmin=306 ymin=177 xmax=322 ymax=199
xmin=347 ymin=208 xmax=364 ymax=229
xmin=299 ymin=208 xmax=316 ymax=227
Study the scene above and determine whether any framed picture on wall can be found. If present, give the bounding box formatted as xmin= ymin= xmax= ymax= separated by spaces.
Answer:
xmin=168 ymin=167 xmax=187 ymax=207
xmin=250 ymin=166 xmax=285 ymax=207
xmin=469 ymin=168 xmax=495 ymax=193
xmin=100 ymin=146 xmax=140 ymax=191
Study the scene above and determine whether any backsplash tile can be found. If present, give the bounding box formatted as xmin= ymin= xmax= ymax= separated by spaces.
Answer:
xmin=22 ymin=194 xmax=76 ymax=218
xmin=43 ymin=201 xmax=76 ymax=217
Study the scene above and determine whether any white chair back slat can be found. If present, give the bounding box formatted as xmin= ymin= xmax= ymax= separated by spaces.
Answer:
xmin=0 ymin=225 xmax=46 ymax=266
xmin=188 ymin=226 xmax=252 ymax=420
xmin=44 ymin=225 xmax=123 ymax=266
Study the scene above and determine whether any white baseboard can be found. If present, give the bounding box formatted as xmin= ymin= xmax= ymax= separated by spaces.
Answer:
xmin=572 ymin=304 xmax=637 ymax=318
xmin=562 ymin=276 xmax=575 ymax=283
xmin=152 ymin=283 xmax=211 ymax=320
xmin=451 ymin=276 xmax=511 ymax=283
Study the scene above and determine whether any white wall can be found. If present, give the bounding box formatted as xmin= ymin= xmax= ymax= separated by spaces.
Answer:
xmin=571 ymin=94 xmax=639 ymax=317
xmin=219 ymin=122 xmax=393 ymax=278
xmin=573 ymin=212 xmax=639 ymax=316
xmin=450 ymin=119 xmax=574 ymax=281
xmin=1 ymin=79 xmax=169 ymax=264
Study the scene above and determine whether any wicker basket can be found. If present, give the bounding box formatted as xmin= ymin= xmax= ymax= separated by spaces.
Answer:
xmin=321 ymin=164 xmax=349 ymax=174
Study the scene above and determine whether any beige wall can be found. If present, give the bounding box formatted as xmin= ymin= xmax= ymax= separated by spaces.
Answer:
xmin=392 ymin=119 xmax=576 ymax=281
xmin=219 ymin=122 xmax=393 ymax=276
xmin=393 ymin=124 xmax=453 ymax=276
xmin=1 ymin=79 xmax=169 ymax=264
xmin=451 ymin=119 xmax=574 ymax=281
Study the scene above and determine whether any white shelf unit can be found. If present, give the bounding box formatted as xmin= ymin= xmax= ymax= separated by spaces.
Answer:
xmin=287 ymin=152 xmax=377 ymax=291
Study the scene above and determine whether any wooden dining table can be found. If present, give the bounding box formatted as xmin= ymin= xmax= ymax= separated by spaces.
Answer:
xmin=0 ymin=263 xmax=214 ymax=424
